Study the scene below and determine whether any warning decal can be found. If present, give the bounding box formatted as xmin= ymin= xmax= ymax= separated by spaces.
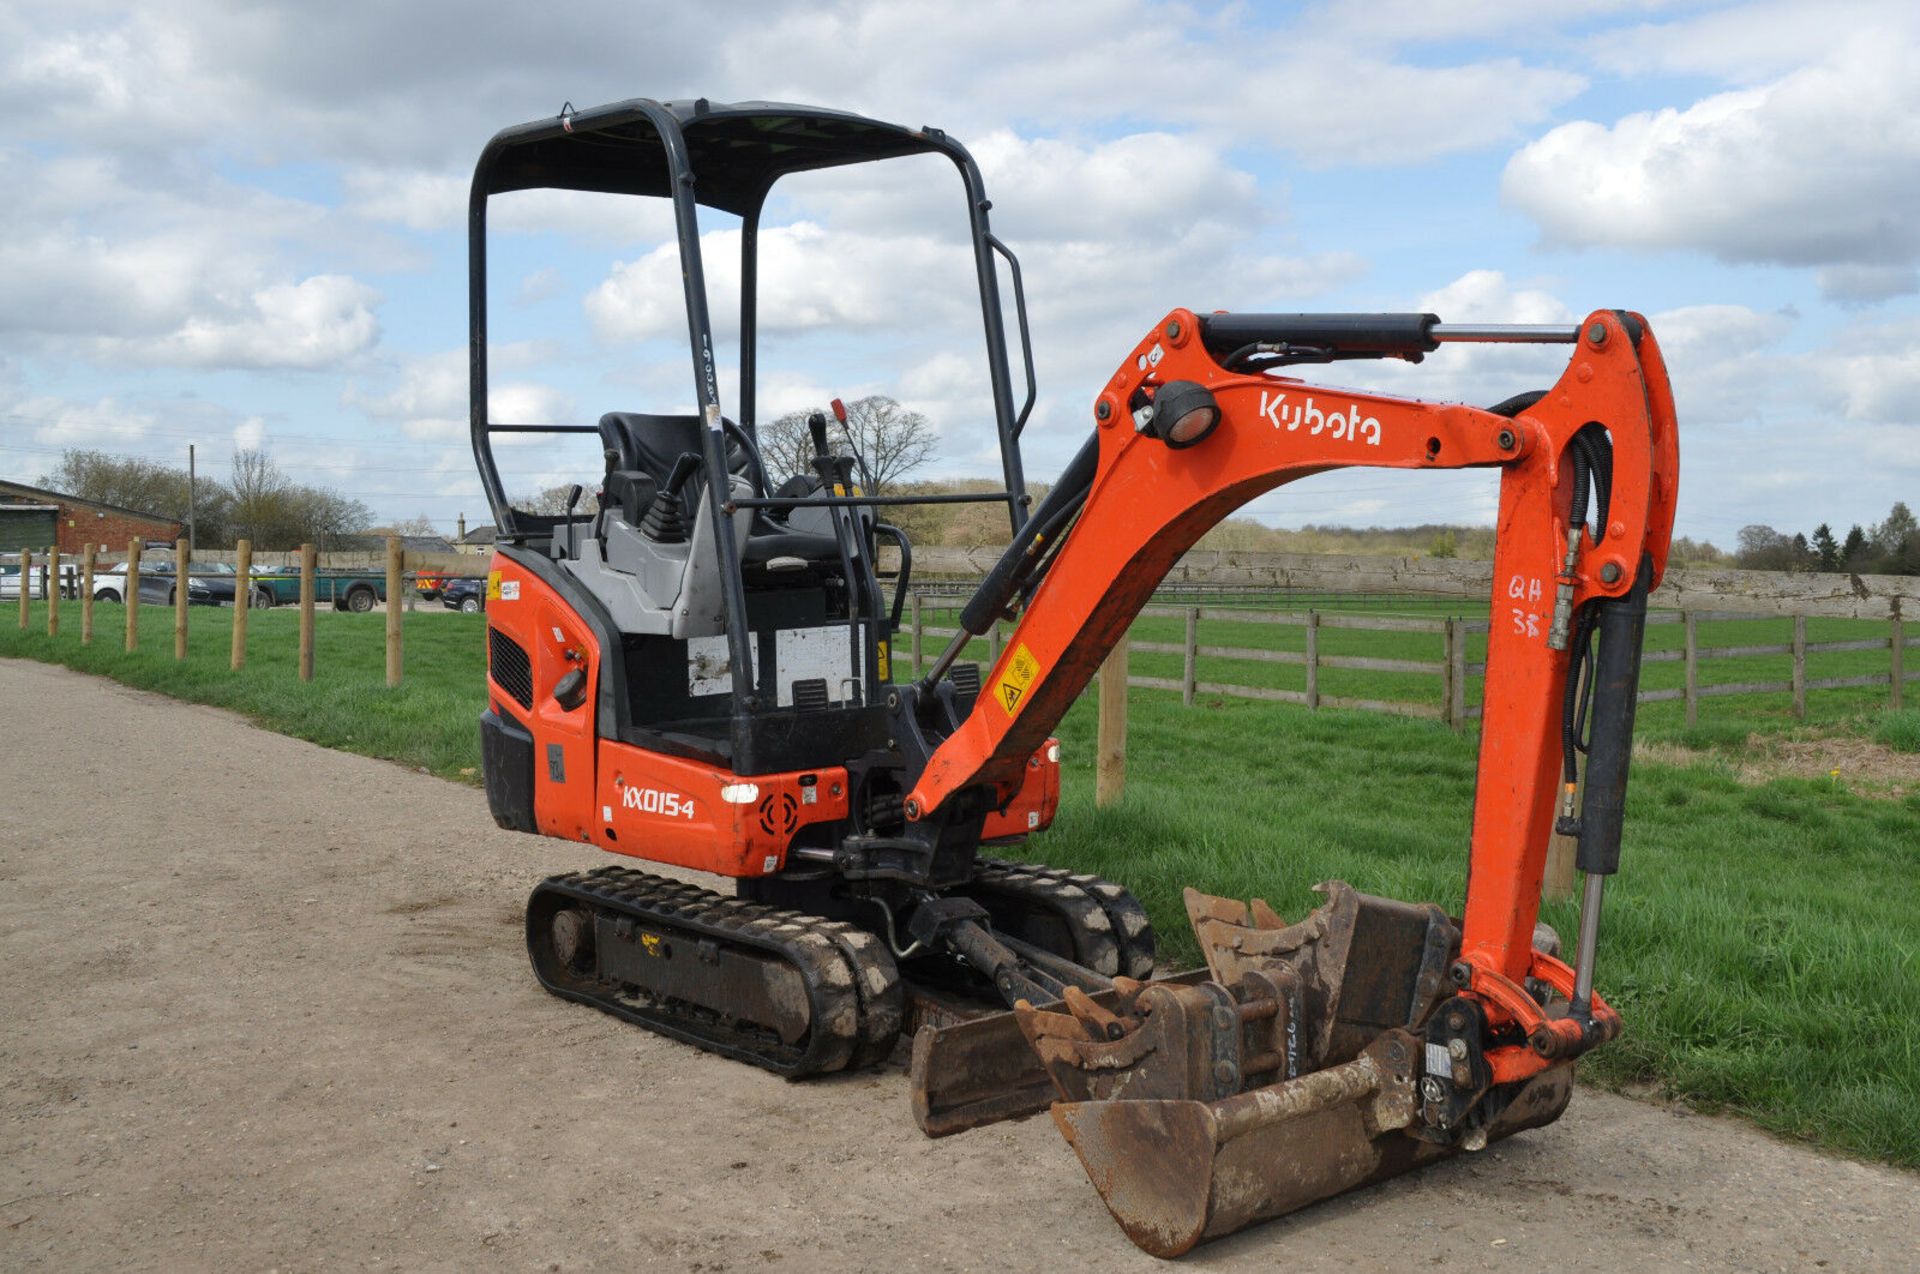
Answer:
xmin=995 ymin=642 xmax=1042 ymax=716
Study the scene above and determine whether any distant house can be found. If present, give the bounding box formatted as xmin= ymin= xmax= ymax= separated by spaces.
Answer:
xmin=0 ymin=479 xmax=183 ymax=554
xmin=455 ymin=524 xmax=497 ymax=554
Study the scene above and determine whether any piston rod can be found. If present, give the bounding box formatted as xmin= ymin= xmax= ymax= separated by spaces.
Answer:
xmin=1429 ymin=324 xmax=1580 ymax=343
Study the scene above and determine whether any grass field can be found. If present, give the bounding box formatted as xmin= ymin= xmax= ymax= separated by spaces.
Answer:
xmin=4 ymin=595 xmax=1918 ymax=1169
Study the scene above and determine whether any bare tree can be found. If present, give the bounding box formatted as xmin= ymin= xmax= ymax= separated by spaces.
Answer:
xmin=516 ymin=483 xmax=600 ymax=516
xmin=229 ymin=449 xmax=291 ymax=545
xmin=757 ymin=395 xmax=936 ymax=493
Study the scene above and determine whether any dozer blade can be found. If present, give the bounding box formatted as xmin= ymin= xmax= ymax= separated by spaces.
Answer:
xmin=1016 ymin=881 xmax=1577 ymax=1257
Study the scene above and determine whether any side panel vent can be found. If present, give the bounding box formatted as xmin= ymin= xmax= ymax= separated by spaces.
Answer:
xmin=758 ymin=791 xmax=799 ymax=837
xmin=489 ymin=626 xmax=534 ymax=710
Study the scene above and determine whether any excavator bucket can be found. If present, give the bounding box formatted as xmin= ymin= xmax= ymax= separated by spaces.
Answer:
xmin=1014 ymin=883 xmax=1575 ymax=1258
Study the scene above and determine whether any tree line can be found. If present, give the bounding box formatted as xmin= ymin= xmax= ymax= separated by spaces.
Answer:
xmin=40 ymin=448 xmax=374 ymax=551
xmin=1735 ymin=503 xmax=1917 ymax=575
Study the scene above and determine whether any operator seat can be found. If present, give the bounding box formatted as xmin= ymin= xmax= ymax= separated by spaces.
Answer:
xmin=595 ymin=411 xmax=841 ymax=565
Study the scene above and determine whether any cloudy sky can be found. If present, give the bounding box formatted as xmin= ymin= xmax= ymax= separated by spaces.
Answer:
xmin=2 ymin=0 xmax=1915 ymax=546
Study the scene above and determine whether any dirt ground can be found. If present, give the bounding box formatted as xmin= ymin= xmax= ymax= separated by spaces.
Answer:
xmin=3 ymin=657 xmax=1915 ymax=1273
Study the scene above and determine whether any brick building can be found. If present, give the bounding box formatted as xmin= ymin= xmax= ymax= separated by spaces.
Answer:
xmin=0 ymin=480 xmax=183 ymax=554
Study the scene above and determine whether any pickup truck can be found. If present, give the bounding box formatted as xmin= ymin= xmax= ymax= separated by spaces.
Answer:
xmin=249 ymin=568 xmax=388 ymax=612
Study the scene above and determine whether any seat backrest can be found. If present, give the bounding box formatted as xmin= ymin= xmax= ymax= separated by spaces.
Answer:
xmin=598 ymin=412 xmax=706 ymax=490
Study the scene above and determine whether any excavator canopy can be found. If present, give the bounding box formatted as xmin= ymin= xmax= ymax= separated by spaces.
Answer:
xmin=474 ymin=97 xmax=962 ymax=213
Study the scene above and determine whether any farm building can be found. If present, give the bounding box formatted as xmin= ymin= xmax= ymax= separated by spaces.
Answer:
xmin=0 ymin=479 xmax=183 ymax=554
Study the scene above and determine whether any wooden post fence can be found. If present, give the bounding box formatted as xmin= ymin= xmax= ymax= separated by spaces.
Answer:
xmin=173 ymin=537 xmax=190 ymax=660
xmin=1790 ymin=615 xmax=1807 ymax=720
xmin=125 ymin=540 xmax=141 ymax=651
xmin=910 ymin=592 xmax=923 ymax=677
xmin=16 ymin=547 xmax=28 ymax=631
xmin=1182 ymin=607 xmax=1199 ymax=706
xmin=46 ymin=545 xmax=59 ymax=637
xmin=385 ymin=536 xmax=404 ymax=688
xmin=1442 ymin=618 xmax=1462 ymax=731
xmin=231 ymin=538 xmax=252 ymax=670
xmin=1683 ymin=611 xmax=1698 ymax=727
xmin=1096 ymin=639 xmax=1128 ymax=807
xmin=1895 ymin=612 xmax=1906 ymax=712
xmin=1300 ymin=610 xmax=1319 ymax=709
xmin=298 ymin=543 xmax=317 ymax=682
xmin=81 ymin=543 xmax=96 ymax=645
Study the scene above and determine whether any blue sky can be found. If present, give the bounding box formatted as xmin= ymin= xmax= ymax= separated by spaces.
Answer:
xmin=1 ymin=0 xmax=1915 ymax=549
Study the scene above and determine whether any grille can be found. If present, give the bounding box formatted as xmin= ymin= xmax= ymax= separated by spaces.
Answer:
xmin=489 ymin=627 xmax=534 ymax=710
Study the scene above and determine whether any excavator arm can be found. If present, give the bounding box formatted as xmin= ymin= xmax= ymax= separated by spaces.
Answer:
xmin=907 ymin=305 xmax=1678 ymax=1062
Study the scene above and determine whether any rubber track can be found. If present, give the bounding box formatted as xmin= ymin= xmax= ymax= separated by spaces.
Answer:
xmin=970 ymin=857 xmax=1157 ymax=980
xmin=528 ymin=866 xmax=902 ymax=1077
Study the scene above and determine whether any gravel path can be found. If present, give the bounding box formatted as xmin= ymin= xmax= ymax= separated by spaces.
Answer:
xmin=2 ymin=657 xmax=1913 ymax=1272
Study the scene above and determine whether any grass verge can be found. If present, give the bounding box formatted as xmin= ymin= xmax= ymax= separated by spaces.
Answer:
xmin=1 ymin=600 xmax=486 ymax=780
xmin=5 ymin=598 xmax=1918 ymax=1168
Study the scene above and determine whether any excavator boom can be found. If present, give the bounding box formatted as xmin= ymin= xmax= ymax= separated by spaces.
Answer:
xmin=899 ymin=307 xmax=1677 ymax=1254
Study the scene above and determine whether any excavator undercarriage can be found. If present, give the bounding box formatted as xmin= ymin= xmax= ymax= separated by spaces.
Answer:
xmin=467 ymin=96 xmax=1678 ymax=1257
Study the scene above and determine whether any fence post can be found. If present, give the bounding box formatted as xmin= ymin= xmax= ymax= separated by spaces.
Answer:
xmin=173 ymin=537 xmax=190 ymax=660
xmin=1451 ymin=620 xmax=1468 ymax=729
xmin=46 ymin=545 xmax=59 ymax=637
xmin=1442 ymin=618 xmax=1458 ymax=730
xmin=299 ymin=543 xmax=317 ymax=682
xmin=231 ymin=538 xmax=252 ymax=671
xmin=989 ymin=618 xmax=1002 ymax=666
xmin=1893 ymin=611 xmax=1904 ymax=712
xmin=1097 ymin=637 xmax=1128 ymax=808
xmin=1683 ymin=611 xmax=1698 ymax=728
xmin=911 ymin=592 xmax=923 ymax=677
xmin=1182 ymin=606 xmax=1198 ymax=707
xmin=1791 ymin=614 xmax=1807 ymax=720
xmin=1304 ymin=609 xmax=1320 ymax=710
xmin=15 ymin=547 xmax=28 ymax=631
xmin=81 ymin=543 xmax=96 ymax=645
xmin=125 ymin=540 xmax=141 ymax=651
xmin=386 ymin=536 xmax=404 ymax=688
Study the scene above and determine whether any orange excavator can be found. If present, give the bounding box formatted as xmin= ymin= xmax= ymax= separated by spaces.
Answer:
xmin=469 ymin=98 xmax=1677 ymax=1257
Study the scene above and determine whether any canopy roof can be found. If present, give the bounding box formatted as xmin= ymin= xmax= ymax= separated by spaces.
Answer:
xmin=476 ymin=97 xmax=959 ymax=215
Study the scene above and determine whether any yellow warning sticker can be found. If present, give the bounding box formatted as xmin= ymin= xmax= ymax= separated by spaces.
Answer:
xmin=995 ymin=642 xmax=1042 ymax=715
xmin=485 ymin=569 xmax=502 ymax=601
xmin=876 ymin=640 xmax=891 ymax=681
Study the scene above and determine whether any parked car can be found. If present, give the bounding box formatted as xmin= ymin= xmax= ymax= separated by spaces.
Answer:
xmin=0 ymin=562 xmax=82 ymax=600
xmin=441 ymin=576 xmax=486 ymax=613
xmin=249 ymin=567 xmax=388 ymax=612
xmin=91 ymin=563 xmax=218 ymax=606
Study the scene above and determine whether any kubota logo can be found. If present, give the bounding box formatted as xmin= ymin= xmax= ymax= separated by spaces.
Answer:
xmin=1258 ymin=391 xmax=1381 ymax=446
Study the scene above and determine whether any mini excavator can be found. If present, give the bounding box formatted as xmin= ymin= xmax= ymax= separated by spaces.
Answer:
xmin=469 ymin=99 xmax=1678 ymax=1257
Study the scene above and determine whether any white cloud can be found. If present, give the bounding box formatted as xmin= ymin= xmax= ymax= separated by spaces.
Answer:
xmin=14 ymin=393 xmax=158 ymax=446
xmin=586 ymin=221 xmax=978 ymax=343
xmin=118 ymin=275 xmax=382 ymax=370
xmin=1819 ymin=317 xmax=1920 ymax=424
xmin=342 ymin=167 xmax=467 ymax=232
xmin=349 ymin=347 xmax=572 ymax=446
xmin=1502 ymin=35 xmax=1920 ymax=297
xmin=233 ymin=416 xmax=266 ymax=451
